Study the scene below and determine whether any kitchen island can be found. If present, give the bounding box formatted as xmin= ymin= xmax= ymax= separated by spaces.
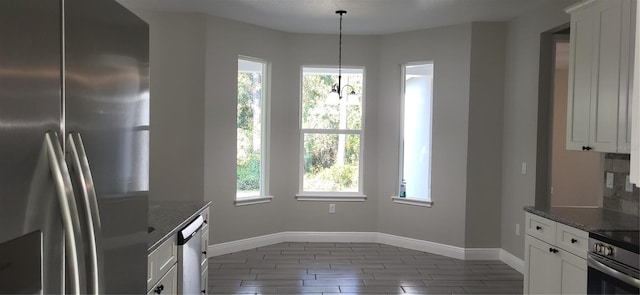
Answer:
xmin=147 ymin=201 xmax=211 ymax=294
xmin=148 ymin=201 xmax=212 ymax=252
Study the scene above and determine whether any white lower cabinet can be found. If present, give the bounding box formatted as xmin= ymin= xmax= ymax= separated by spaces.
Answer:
xmin=559 ymin=251 xmax=588 ymax=295
xmin=148 ymin=264 xmax=177 ymax=295
xmin=200 ymin=266 xmax=208 ymax=295
xmin=148 ymin=236 xmax=178 ymax=293
xmin=524 ymin=213 xmax=587 ymax=294
xmin=200 ymin=207 xmax=210 ymax=294
xmin=149 ymin=206 xmax=210 ymax=294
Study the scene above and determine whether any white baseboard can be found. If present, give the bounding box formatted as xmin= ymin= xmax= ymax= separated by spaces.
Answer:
xmin=206 ymin=232 xmax=283 ymax=257
xmin=464 ymin=248 xmax=501 ymax=260
xmin=499 ymin=249 xmax=525 ymax=274
xmin=280 ymin=231 xmax=378 ymax=243
xmin=208 ymin=231 xmax=524 ymax=274
xmin=376 ymin=232 xmax=467 ymax=260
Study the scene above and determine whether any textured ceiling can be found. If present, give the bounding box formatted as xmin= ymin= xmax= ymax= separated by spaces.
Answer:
xmin=118 ymin=0 xmax=552 ymax=35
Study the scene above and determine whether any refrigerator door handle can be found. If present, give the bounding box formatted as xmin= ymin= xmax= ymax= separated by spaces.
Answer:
xmin=67 ymin=132 xmax=104 ymax=295
xmin=44 ymin=131 xmax=86 ymax=295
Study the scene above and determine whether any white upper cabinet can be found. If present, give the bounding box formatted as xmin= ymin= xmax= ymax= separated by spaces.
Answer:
xmin=565 ymin=0 xmax=635 ymax=153
xmin=630 ymin=0 xmax=640 ymax=184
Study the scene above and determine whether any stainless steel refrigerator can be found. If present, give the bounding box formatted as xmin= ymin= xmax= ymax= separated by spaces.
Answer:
xmin=0 ymin=0 xmax=149 ymax=293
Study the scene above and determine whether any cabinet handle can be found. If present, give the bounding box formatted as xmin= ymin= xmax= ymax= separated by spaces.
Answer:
xmin=571 ymin=238 xmax=578 ymax=244
xmin=154 ymin=284 xmax=164 ymax=294
xmin=548 ymin=248 xmax=558 ymax=254
xmin=535 ymin=226 xmax=542 ymax=230
xmin=582 ymin=146 xmax=592 ymax=151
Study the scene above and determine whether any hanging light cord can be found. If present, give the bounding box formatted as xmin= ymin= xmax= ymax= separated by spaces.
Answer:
xmin=335 ymin=10 xmax=346 ymax=98
xmin=338 ymin=10 xmax=343 ymax=85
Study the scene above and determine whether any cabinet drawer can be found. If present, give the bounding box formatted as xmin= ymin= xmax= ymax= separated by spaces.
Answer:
xmin=201 ymin=207 xmax=210 ymax=230
xmin=147 ymin=236 xmax=177 ymax=290
xmin=201 ymin=266 xmax=209 ymax=295
xmin=201 ymin=227 xmax=209 ymax=266
xmin=148 ymin=264 xmax=177 ymax=295
xmin=526 ymin=213 xmax=557 ymax=244
xmin=556 ymin=223 xmax=588 ymax=259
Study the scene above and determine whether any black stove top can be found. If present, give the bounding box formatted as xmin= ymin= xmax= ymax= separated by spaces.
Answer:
xmin=590 ymin=230 xmax=639 ymax=254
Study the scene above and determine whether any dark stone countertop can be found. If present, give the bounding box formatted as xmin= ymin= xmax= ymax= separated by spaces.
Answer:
xmin=148 ymin=200 xmax=212 ymax=253
xmin=524 ymin=206 xmax=639 ymax=232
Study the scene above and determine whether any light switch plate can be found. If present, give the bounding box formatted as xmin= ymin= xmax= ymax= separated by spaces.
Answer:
xmin=606 ymin=172 xmax=614 ymax=189
xmin=521 ymin=162 xmax=526 ymax=175
xmin=626 ymin=175 xmax=633 ymax=192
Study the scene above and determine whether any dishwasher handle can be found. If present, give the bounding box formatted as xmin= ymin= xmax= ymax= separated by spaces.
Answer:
xmin=177 ymin=215 xmax=204 ymax=245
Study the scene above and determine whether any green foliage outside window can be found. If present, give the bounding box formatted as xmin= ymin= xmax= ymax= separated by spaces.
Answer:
xmin=301 ymin=70 xmax=363 ymax=192
xmin=237 ymin=71 xmax=262 ymax=195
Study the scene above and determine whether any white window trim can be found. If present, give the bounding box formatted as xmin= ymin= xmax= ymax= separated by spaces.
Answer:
xmin=298 ymin=65 xmax=366 ymax=198
xmin=296 ymin=195 xmax=366 ymax=202
xmin=235 ymin=195 xmax=274 ymax=206
xmin=390 ymin=196 xmax=433 ymax=207
xmin=396 ymin=61 xmax=434 ymax=204
xmin=236 ymin=56 xmax=271 ymax=201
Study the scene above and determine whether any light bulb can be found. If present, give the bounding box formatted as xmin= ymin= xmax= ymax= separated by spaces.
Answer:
xmin=326 ymin=91 xmax=340 ymax=105
xmin=347 ymin=92 xmax=359 ymax=105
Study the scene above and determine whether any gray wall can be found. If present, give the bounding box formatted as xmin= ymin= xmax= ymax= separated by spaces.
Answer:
xmin=203 ymin=17 xmax=288 ymax=243
xmin=375 ymin=24 xmax=472 ymax=248
xmin=141 ymin=12 xmax=206 ymax=202
xmin=132 ymin=2 xmax=597 ymax=257
xmin=465 ymin=22 xmax=506 ymax=248
xmin=281 ymin=33 xmax=381 ymax=233
xmin=135 ymin=12 xmax=512 ymax=249
xmin=501 ymin=0 xmax=577 ymax=258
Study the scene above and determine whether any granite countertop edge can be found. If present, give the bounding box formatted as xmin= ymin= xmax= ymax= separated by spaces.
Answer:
xmin=148 ymin=201 xmax=212 ymax=253
xmin=524 ymin=206 xmax=639 ymax=232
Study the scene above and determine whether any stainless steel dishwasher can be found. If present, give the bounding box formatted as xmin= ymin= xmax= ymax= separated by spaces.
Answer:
xmin=177 ymin=215 xmax=204 ymax=295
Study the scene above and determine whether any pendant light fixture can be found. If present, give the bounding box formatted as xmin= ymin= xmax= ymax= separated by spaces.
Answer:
xmin=327 ymin=10 xmax=359 ymax=105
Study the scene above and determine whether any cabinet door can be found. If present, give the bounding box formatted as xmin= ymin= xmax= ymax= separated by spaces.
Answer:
xmin=617 ymin=0 xmax=635 ymax=153
xmin=147 ymin=264 xmax=177 ymax=295
xmin=559 ymin=250 xmax=588 ymax=295
xmin=524 ymin=235 xmax=562 ymax=294
xmin=567 ymin=3 xmax=596 ymax=151
xmin=201 ymin=227 xmax=209 ymax=266
xmin=631 ymin=0 xmax=640 ymax=184
xmin=201 ymin=266 xmax=208 ymax=295
xmin=590 ymin=0 xmax=624 ymax=152
xmin=147 ymin=237 xmax=177 ymax=290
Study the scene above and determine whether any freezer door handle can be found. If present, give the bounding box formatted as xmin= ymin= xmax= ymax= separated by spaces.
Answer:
xmin=67 ymin=132 xmax=104 ymax=295
xmin=44 ymin=131 xmax=86 ymax=295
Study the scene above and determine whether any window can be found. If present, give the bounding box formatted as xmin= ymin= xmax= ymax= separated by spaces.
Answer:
xmin=395 ymin=62 xmax=433 ymax=207
xmin=236 ymin=57 xmax=271 ymax=205
xmin=298 ymin=67 xmax=365 ymax=199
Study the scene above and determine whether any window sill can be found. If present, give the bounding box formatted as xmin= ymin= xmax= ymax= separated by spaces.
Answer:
xmin=235 ymin=195 xmax=273 ymax=206
xmin=295 ymin=194 xmax=367 ymax=202
xmin=390 ymin=196 xmax=433 ymax=207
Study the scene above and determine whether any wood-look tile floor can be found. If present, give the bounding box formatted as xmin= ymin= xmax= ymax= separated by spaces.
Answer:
xmin=207 ymin=242 xmax=523 ymax=294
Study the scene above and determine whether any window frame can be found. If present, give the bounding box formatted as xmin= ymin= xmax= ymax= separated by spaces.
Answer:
xmin=235 ymin=56 xmax=273 ymax=206
xmin=394 ymin=61 xmax=434 ymax=207
xmin=296 ymin=65 xmax=367 ymax=201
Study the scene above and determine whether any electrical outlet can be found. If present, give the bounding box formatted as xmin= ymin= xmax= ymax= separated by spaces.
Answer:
xmin=626 ymin=175 xmax=634 ymax=192
xmin=606 ymin=172 xmax=614 ymax=189
xmin=521 ymin=162 xmax=527 ymax=175
xmin=515 ymin=224 xmax=520 ymax=236
xmin=329 ymin=203 xmax=336 ymax=214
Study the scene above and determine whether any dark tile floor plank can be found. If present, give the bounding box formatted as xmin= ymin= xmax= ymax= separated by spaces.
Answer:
xmin=208 ymin=242 xmax=523 ymax=294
